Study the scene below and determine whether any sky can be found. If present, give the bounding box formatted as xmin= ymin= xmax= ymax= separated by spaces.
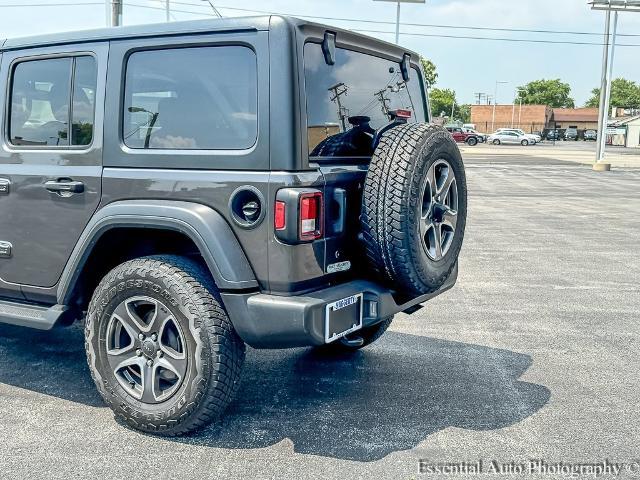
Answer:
xmin=1 ymin=0 xmax=639 ymax=106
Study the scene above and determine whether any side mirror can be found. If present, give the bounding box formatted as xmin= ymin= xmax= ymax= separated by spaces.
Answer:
xmin=400 ymin=53 xmax=411 ymax=82
xmin=322 ymin=31 xmax=336 ymax=66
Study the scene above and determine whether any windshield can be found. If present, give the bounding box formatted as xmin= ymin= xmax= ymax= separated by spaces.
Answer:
xmin=304 ymin=42 xmax=427 ymax=158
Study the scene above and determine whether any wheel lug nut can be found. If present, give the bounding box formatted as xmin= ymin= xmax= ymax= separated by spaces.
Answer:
xmin=138 ymin=333 xmax=145 ymax=341
xmin=146 ymin=359 xmax=154 ymax=367
xmin=157 ymin=350 xmax=164 ymax=358
xmin=151 ymin=333 xmax=158 ymax=341
xmin=136 ymin=349 xmax=142 ymax=357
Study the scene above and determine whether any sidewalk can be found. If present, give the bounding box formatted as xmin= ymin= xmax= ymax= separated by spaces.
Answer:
xmin=460 ymin=144 xmax=640 ymax=168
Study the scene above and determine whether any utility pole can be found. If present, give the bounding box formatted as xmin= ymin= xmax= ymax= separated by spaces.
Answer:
xmin=374 ymin=87 xmax=391 ymax=119
xmin=110 ymin=0 xmax=122 ymax=27
xmin=328 ymin=83 xmax=349 ymax=131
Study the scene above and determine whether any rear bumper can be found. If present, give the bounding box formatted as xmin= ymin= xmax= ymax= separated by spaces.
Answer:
xmin=221 ymin=264 xmax=458 ymax=349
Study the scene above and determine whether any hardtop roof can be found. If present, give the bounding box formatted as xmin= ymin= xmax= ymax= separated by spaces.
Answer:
xmin=0 ymin=15 xmax=417 ymax=61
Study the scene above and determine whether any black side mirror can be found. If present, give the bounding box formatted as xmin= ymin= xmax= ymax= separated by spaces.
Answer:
xmin=322 ymin=31 xmax=336 ymax=66
xmin=400 ymin=53 xmax=411 ymax=82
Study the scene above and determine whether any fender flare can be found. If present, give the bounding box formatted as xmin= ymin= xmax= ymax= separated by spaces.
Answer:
xmin=57 ymin=200 xmax=258 ymax=304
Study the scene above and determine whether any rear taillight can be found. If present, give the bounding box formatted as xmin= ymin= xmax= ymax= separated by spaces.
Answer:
xmin=299 ymin=192 xmax=323 ymax=241
xmin=274 ymin=201 xmax=286 ymax=230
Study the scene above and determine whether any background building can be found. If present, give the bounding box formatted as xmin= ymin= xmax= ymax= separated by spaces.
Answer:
xmin=470 ymin=105 xmax=552 ymax=133
xmin=550 ymin=108 xmax=599 ymax=130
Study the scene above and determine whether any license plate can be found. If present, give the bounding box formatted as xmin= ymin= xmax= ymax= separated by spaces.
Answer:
xmin=325 ymin=293 xmax=363 ymax=343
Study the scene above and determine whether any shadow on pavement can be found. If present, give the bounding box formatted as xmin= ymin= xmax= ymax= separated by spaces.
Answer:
xmin=0 ymin=325 xmax=550 ymax=461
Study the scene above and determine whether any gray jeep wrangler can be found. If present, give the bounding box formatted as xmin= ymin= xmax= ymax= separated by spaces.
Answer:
xmin=0 ymin=16 xmax=467 ymax=435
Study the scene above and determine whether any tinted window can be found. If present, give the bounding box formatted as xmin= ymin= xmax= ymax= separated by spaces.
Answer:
xmin=304 ymin=43 xmax=426 ymax=157
xmin=123 ymin=46 xmax=257 ymax=150
xmin=72 ymin=56 xmax=98 ymax=146
xmin=9 ymin=56 xmax=96 ymax=147
xmin=10 ymin=58 xmax=71 ymax=146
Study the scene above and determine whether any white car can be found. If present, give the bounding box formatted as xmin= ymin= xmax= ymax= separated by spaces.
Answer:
xmin=488 ymin=130 xmax=532 ymax=146
xmin=497 ymin=128 xmax=541 ymax=144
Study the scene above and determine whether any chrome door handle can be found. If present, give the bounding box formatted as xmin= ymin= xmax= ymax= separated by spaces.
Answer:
xmin=44 ymin=179 xmax=85 ymax=194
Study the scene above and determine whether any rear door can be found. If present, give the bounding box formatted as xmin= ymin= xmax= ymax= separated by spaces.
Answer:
xmin=0 ymin=43 xmax=107 ymax=294
xmin=302 ymin=41 xmax=428 ymax=276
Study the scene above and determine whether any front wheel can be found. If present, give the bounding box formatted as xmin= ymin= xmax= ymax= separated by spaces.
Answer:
xmin=521 ymin=139 xmax=529 ymax=146
xmin=493 ymin=139 xmax=501 ymax=145
xmin=85 ymin=255 xmax=245 ymax=435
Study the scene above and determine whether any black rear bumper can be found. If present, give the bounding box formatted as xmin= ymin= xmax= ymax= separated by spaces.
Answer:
xmin=221 ymin=264 xmax=458 ymax=349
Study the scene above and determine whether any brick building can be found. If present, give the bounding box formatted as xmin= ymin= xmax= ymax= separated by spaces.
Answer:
xmin=470 ymin=105 xmax=552 ymax=133
xmin=550 ymin=108 xmax=599 ymax=130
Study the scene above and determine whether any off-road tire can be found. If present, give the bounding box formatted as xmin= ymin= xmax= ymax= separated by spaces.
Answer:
xmin=85 ymin=255 xmax=245 ymax=435
xmin=362 ymin=123 xmax=467 ymax=296
xmin=317 ymin=317 xmax=393 ymax=352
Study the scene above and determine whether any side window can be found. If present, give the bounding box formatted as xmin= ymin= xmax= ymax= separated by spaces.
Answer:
xmin=72 ymin=56 xmax=98 ymax=146
xmin=123 ymin=46 xmax=258 ymax=150
xmin=9 ymin=55 xmax=97 ymax=147
xmin=10 ymin=58 xmax=71 ymax=146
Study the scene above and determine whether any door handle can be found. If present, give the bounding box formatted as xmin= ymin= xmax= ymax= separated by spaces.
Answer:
xmin=44 ymin=179 xmax=85 ymax=195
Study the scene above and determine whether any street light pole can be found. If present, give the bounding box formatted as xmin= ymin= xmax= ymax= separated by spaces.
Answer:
xmin=595 ymin=9 xmax=611 ymax=165
xmin=491 ymin=81 xmax=508 ymax=132
xmin=166 ymin=0 xmax=170 ymax=22
xmin=589 ymin=0 xmax=640 ymax=170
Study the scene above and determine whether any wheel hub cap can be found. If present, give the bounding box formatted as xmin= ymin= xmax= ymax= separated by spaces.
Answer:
xmin=105 ymin=296 xmax=188 ymax=404
xmin=420 ymin=159 xmax=459 ymax=261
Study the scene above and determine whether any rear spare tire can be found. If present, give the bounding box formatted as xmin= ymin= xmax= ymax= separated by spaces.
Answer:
xmin=362 ymin=123 xmax=467 ymax=297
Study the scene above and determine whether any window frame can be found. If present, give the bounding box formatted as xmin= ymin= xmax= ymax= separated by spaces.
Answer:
xmin=5 ymin=51 xmax=98 ymax=151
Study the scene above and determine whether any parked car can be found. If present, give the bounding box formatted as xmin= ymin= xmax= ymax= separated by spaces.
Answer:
xmin=497 ymin=128 xmax=541 ymax=144
xmin=565 ymin=128 xmax=579 ymax=141
xmin=446 ymin=126 xmax=480 ymax=146
xmin=0 ymin=16 xmax=467 ymax=435
xmin=546 ymin=129 xmax=564 ymax=141
xmin=584 ymin=129 xmax=597 ymax=141
xmin=463 ymin=127 xmax=487 ymax=143
xmin=488 ymin=130 xmax=531 ymax=146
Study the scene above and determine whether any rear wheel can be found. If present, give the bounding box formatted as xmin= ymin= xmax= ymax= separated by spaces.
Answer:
xmin=466 ymin=136 xmax=478 ymax=146
xmin=85 ymin=255 xmax=245 ymax=435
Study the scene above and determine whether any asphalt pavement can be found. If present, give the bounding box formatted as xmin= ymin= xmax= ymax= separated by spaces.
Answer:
xmin=1 ymin=149 xmax=639 ymax=479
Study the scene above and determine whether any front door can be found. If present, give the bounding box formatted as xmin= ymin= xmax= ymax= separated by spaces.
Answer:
xmin=0 ymin=43 xmax=107 ymax=293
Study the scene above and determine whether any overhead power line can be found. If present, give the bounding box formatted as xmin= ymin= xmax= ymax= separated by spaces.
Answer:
xmin=160 ymin=1 xmax=640 ymax=38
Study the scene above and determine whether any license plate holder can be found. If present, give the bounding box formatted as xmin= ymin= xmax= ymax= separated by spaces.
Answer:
xmin=324 ymin=293 xmax=363 ymax=343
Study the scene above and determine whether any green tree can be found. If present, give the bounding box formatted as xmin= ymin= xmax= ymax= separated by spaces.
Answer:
xmin=430 ymin=88 xmax=456 ymax=118
xmin=585 ymin=78 xmax=640 ymax=108
xmin=515 ymin=79 xmax=575 ymax=108
xmin=457 ymin=104 xmax=471 ymax=123
xmin=420 ymin=57 xmax=438 ymax=86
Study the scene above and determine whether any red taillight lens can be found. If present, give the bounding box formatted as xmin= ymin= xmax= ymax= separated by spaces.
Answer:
xmin=395 ymin=109 xmax=412 ymax=119
xmin=274 ymin=201 xmax=286 ymax=230
xmin=299 ymin=192 xmax=323 ymax=240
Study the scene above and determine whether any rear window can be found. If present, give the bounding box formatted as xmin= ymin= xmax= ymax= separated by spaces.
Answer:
xmin=123 ymin=46 xmax=257 ymax=150
xmin=304 ymin=43 xmax=426 ymax=158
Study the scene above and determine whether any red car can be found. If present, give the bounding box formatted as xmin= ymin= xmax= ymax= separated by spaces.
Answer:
xmin=446 ymin=126 xmax=479 ymax=146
